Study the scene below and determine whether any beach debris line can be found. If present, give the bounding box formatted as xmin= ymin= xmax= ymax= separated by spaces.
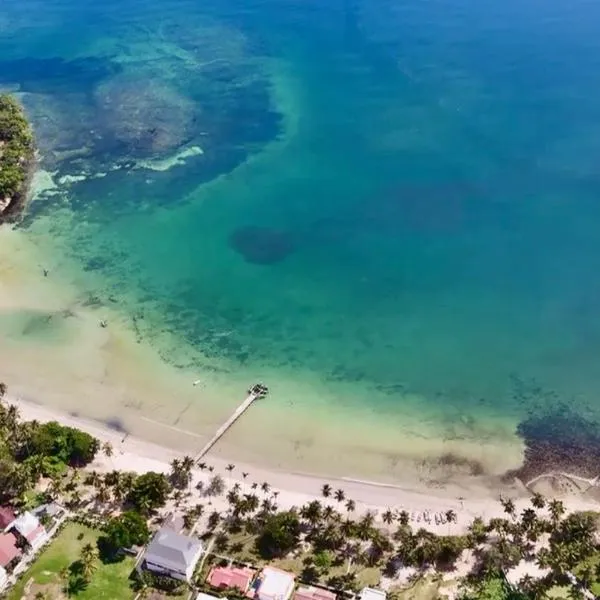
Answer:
xmin=194 ymin=382 xmax=269 ymax=462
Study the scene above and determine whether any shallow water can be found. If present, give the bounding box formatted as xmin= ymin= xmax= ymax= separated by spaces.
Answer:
xmin=2 ymin=0 xmax=600 ymax=482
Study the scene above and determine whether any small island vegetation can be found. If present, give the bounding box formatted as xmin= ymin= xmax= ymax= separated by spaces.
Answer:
xmin=0 ymin=94 xmax=35 ymax=222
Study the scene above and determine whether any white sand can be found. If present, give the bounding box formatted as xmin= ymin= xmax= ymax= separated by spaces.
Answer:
xmin=6 ymin=395 xmax=600 ymax=535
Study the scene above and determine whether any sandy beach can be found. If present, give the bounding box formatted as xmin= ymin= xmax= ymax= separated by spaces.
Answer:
xmin=4 ymin=394 xmax=600 ymax=537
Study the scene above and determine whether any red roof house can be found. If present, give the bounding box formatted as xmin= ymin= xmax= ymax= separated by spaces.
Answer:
xmin=207 ymin=565 xmax=255 ymax=593
xmin=0 ymin=533 xmax=21 ymax=567
xmin=0 ymin=507 xmax=16 ymax=530
xmin=295 ymin=587 xmax=337 ymax=600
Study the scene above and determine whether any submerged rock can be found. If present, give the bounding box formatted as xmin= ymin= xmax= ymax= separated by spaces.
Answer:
xmin=229 ymin=225 xmax=295 ymax=265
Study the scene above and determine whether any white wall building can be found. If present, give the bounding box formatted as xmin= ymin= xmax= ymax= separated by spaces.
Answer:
xmin=257 ymin=566 xmax=295 ymax=600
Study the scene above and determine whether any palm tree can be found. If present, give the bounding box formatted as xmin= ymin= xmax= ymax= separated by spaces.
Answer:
xmin=382 ymin=509 xmax=395 ymax=525
xmin=102 ymin=442 xmax=113 ymax=458
xmin=397 ymin=510 xmax=410 ymax=526
xmin=198 ymin=462 xmax=207 ymax=471
xmin=81 ymin=556 xmax=98 ymax=581
xmin=321 ymin=483 xmax=332 ymax=498
xmin=334 ymin=488 xmax=345 ymax=502
xmin=530 ymin=492 xmax=545 ymax=509
xmin=261 ymin=481 xmax=271 ymax=493
xmin=251 ymin=482 xmax=258 ymax=490
xmin=301 ymin=500 xmax=323 ymax=526
xmin=226 ymin=463 xmax=235 ymax=472
xmin=445 ymin=509 xmax=457 ymax=523
xmin=0 ymin=382 xmax=6 ymax=399
xmin=242 ymin=472 xmax=249 ymax=479
xmin=500 ymin=496 xmax=516 ymax=518
xmin=183 ymin=511 xmax=196 ymax=531
xmin=60 ymin=565 xmax=71 ymax=596
xmin=345 ymin=499 xmax=356 ymax=513
xmin=548 ymin=499 xmax=565 ymax=523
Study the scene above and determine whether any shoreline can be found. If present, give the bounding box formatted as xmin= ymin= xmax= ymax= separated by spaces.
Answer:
xmin=6 ymin=393 xmax=600 ymax=536
xmin=0 ymin=226 xmax=597 ymax=503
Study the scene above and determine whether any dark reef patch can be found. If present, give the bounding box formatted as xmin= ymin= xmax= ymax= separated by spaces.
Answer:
xmin=229 ymin=225 xmax=295 ymax=265
xmin=509 ymin=402 xmax=600 ymax=482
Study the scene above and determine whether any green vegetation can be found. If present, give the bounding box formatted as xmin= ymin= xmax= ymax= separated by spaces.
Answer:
xmin=6 ymin=523 xmax=136 ymax=600
xmin=256 ymin=510 xmax=301 ymax=559
xmin=22 ymin=420 xmax=100 ymax=468
xmin=100 ymin=510 xmax=150 ymax=556
xmin=0 ymin=94 xmax=34 ymax=220
xmin=127 ymin=471 xmax=171 ymax=514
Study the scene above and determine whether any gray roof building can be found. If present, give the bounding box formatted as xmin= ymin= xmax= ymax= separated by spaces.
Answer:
xmin=142 ymin=527 xmax=203 ymax=581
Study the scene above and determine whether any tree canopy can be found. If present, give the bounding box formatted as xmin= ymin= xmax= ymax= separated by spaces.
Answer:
xmin=24 ymin=421 xmax=100 ymax=467
xmin=256 ymin=510 xmax=301 ymax=559
xmin=0 ymin=94 xmax=34 ymax=216
xmin=101 ymin=510 xmax=150 ymax=554
xmin=127 ymin=471 xmax=171 ymax=513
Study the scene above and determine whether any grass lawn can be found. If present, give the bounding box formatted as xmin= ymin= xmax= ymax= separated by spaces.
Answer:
xmin=8 ymin=522 xmax=137 ymax=600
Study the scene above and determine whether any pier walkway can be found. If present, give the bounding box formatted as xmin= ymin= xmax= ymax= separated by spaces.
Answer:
xmin=194 ymin=383 xmax=268 ymax=462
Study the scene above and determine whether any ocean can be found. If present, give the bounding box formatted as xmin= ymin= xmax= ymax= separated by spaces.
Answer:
xmin=2 ymin=0 xmax=600 ymax=483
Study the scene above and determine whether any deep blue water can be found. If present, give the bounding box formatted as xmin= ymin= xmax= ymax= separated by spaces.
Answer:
xmin=3 ymin=0 xmax=600 ymax=474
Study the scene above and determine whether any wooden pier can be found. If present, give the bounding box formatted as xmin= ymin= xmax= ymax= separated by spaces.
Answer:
xmin=194 ymin=383 xmax=268 ymax=462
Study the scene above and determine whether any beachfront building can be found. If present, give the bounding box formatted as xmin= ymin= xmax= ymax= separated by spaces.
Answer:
xmin=0 ymin=533 xmax=21 ymax=571
xmin=295 ymin=585 xmax=337 ymax=600
xmin=141 ymin=527 xmax=203 ymax=582
xmin=10 ymin=511 xmax=48 ymax=552
xmin=359 ymin=588 xmax=387 ymax=600
xmin=207 ymin=565 xmax=256 ymax=594
xmin=256 ymin=566 xmax=295 ymax=600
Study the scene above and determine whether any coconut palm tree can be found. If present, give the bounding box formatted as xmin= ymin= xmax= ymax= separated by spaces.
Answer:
xmin=226 ymin=463 xmax=235 ymax=472
xmin=345 ymin=499 xmax=356 ymax=513
xmin=242 ymin=472 xmax=249 ymax=479
xmin=183 ymin=511 xmax=196 ymax=531
xmin=261 ymin=481 xmax=271 ymax=493
xmin=251 ymin=482 xmax=258 ymax=490
xmin=301 ymin=500 xmax=323 ymax=526
xmin=530 ymin=492 xmax=545 ymax=509
xmin=181 ymin=455 xmax=194 ymax=471
xmin=198 ymin=462 xmax=207 ymax=471
xmin=60 ymin=566 xmax=70 ymax=596
xmin=445 ymin=509 xmax=457 ymax=523
xmin=548 ymin=499 xmax=565 ymax=523
xmin=0 ymin=382 xmax=7 ymax=398
xmin=500 ymin=496 xmax=516 ymax=519
xmin=81 ymin=543 xmax=98 ymax=580
xmin=321 ymin=483 xmax=332 ymax=498
xmin=102 ymin=442 xmax=113 ymax=458
xmin=382 ymin=509 xmax=395 ymax=525
xmin=397 ymin=510 xmax=410 ymax=526
xmin=334 ymin=488 xmax=345 ymax=502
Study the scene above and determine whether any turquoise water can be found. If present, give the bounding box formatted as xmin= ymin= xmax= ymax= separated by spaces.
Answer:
xmin=3 ymin=0 xmax=600 ymax=476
